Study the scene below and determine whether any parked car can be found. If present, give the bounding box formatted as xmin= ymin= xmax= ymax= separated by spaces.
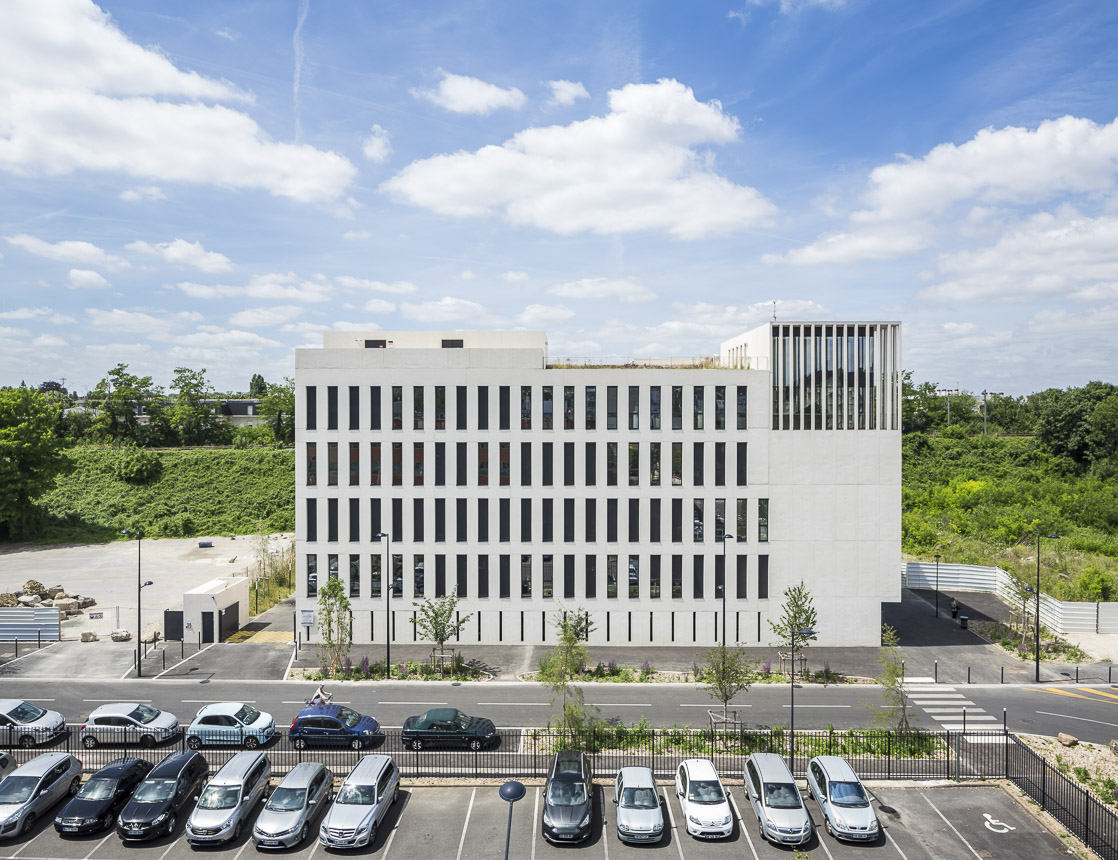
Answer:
xmin=0 ymin=754 xmax=17 ymax=786
xmin=80 ymin=703 xmax=178 ymax=748
xmin=318 ymin=755 xmax=399 ymax=849
xmin=186 ymin=750 xmax=270 ymax=845
xmin=541 ymin=751 xmax=594 ymax=844
xmin=0 ymin=753 xmax=82 ymax=839
xmin=288 ymin=705 xmax=380 ymax=750
xmin=743 ymin=752 xmax=813 ymax=846
xmin=116 ymin=750 xmax=208 ymax=841
xmin=806 ymin=756 xmax=879 ymax=841
xmin=54 ymin=757 xmax=152 ymax=835
xmin=400 ymin=708 xmax=495 ymax=751
xmin=0 ymin=700 xmax=67 ymax=748
xmin=186 ymin=703 xmax=275 ymax=749
xmin=675 ymin=759 xmax=732 ymax=839
xmin=253 ymin=761 xmax=333 ymax=849
xmin=613 ymin=766 xmax=663 ymax=844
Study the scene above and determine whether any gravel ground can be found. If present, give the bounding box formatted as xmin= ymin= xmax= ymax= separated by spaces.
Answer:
xmin=1019 ymin=732 xmax=1118 ymax=800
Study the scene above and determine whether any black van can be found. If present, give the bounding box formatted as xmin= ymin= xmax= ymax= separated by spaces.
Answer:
xmin=116 ymin=750 xmax=208 ymax=841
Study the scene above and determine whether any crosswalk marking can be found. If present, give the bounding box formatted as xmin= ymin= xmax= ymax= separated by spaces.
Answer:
xmin=904 ymin=684 xmax=999 ymax=739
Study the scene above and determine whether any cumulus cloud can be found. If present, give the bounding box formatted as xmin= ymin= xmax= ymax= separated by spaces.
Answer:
xmin=0 ymin=306 xmax=73 ymax=323
xmin=177 ymin=272 xmax=332 ymax=302
xmin=362 ymin=299 xmax=396 ymax=314
xmin=517 ymin=304 xmax=574 ymax=326
xmin=412 ymin=71 xmax=526 ymax=115
xmin=334 ymin=276 xmax=417 ymax=294
xmin=383 ymin=79 xmax=775 ymax=240
xmin=764 ymin=228 xmax=928 ymax=265
xmin=86 ymin=307 xmax=203 ymax=332
xmin=546 ymin=79 xmax=589 ymax=107
xmin=67 ymin=268 xmax=109 ymax=289
xmin=119 ymin=185 xmax=165 ymax=202
xmin=502 ymin=270 xmax=528 ymax=281
xmin=228 ymin=305 xmax=305 ymax=327
xmin=5 ymin=233 xmax=129 ymax=269
xmin=32 ymin=333 xmax=67 ymax=348
xmin=126 ymin=238 xmax=233 ymax=273
xmin=547 ymin=277 xmax=657 ymax=303
xmin=400 ymin=296 xmax=487 ymax=322
xmin=362 ymin=125 xmax=392 ymax=163
xmin=0 ymin=0 xmax=356 ymax=203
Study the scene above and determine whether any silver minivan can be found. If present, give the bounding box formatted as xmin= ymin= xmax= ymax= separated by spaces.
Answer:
xmin=743 ymin=753 xmax=813 ymax=846
xmin=253 ymin=762 xmax=333 ymax=849
xmin=318 ymin=755 xmax=398 ymax=850
xmin=806 ymin=756 xmax=879 ymax=841
xmin=185 ymin=751 xmax=270 ymax=845
xmin=0 ymin=753 xmax=83 ymax=839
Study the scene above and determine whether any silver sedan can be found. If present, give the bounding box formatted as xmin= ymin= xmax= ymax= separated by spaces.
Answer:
xmin=254 ymin=762 xmax=333 ymax=848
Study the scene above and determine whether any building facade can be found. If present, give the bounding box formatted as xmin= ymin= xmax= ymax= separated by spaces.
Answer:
xmin=294 ymin=323 xmax=901 ymax=648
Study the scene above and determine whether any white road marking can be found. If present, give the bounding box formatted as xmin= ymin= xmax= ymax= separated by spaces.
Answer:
xmin=230 ymin=835 xmax=251 ymax=860
xmin=919 ymin=792 xmax=981 ymax=858
xmin=475 ymin=702 xmax=550 ymax=706
xmin=930 ymin=714 xmax=997 ymax=721
xmin=455 ymin=786 xmax=475 ymax=860
xmin=282 ymin=643 xmax=298 ymax=681
xmin=157 ymin=834 xmax=179 ymax=860
xmin=922 ymin=707 xmax=978 ymax=713
xmin=780 ymin=704 xmax=851 ymax=708
xmin=28 ymin=699 xmax=55 ymax=702
xmin=181 ymin=699 xmax=256 ymax=703
xmin=0 ymin=641 xmax=60 ymax=667
xmin=883 ymin=825 xmax=911 ymax=860
xmin=588 ymin=703 xmax=650 ymax=707
xmin=82 ymin=831 xmax=114 ymax=859
xmin=817 ymin=823 xmax=836 ymax=859
xmin=153 ymin=642 xmax=215 ymax=679
xmin=82 ymin=698 xmax=152 ymax=702
xmin=531 ymin=786 xmax=539 ymax=860
xmin=601 ymin=787 xmax=609 ymax=860
xmin=908 ymin=699 xmax=975 ymax=706
xmin=729 ymin=792 xmax=759 ymax=860
xmin=381 ymin=786 xmax=411 ymax=859
xmin=660 ymin=787 xmax=686 ymax=860
xmin=1035 ymin=710 xmax=1118 ymax=729
xmin=680 ymin=703 xmax=751 ymax=708
xmin=379 ymin=701 xmax=448 ymax=705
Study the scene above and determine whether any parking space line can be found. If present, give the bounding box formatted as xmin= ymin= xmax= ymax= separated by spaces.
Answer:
xmin=475 ymin=702 xmax=550 ymax=706
xmin=883 ymin=826 xmax=911 ymax=860
xmin=455 ymin=786 xmax=476 ymax=860
xmin=381 ymin=787 xmax=411 ymax=859
xmin=153 ymin=642 xmax=215 ymax=679
xmin=306 ymin=833 xmax=320 ymax=860
xmin=1035 ymin=710 xmax=1118 ymax=729
xmin=532 ymin=787 xmax=539 ymax=860
xmin=600 ymin=789 xmax=609 ymax=860
xmin=180 ymin=699 xmax=256 ymax=703
xmin=9 ymin=822 xmax=49 ymax=859
xmin=230 ymin=837 xmax=251 ymax=860
xmin=156 ymin=834 xmax=181 ymax=860
xmin=919 ymin=791 xmax=981 ymax=858
xmin=282 ymin=643 xmax=298 ymax=680
xmin=82 ymin=831 xmax=114 ymax=859
xmin=816 ymin=824 xmax=835 ymax=860
xmin=728 ymin=793 xmax=758 ymax=860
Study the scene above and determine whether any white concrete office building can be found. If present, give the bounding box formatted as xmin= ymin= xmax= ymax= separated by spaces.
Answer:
xmin=295 ymin=322 xmax=901 ymax=648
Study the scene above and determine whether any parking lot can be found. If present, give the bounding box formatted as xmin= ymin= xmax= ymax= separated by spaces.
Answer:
xmin=0 ymin=781 xmax=1071 ymax=860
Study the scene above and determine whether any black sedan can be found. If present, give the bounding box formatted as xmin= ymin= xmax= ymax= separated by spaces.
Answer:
xmin=542 ymin=750 xmax=594 ymax=843
xmin=55 ymin=758 xmax=153 ymax=835
xmin=116 ymin=750 xmax=208 ymax=841
xmin=400 ymin=708 xmax=496 ymax=751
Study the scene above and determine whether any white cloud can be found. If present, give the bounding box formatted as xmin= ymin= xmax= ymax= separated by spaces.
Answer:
xmin=32 ymin=334 xmax=67 ymax=348
xmin=228 ymin=305 xmax=305 ymax=327
xmin=0 ymin=306 xmax=70 ymax=322
xmin=383 ymin=79 xmax=775 ymax=240
xmin=342 ymin=230 xmax=372 ymax=240
xmin=361 ymin=125 xmax=392 ymax=163
xmin=546 ymin=79 xmax=589 ymax=107
xmin=502 ymin=270 xmax=528 ymax=281
xmin=547 ymin=277 xmax=657 ymax=303
xmin=0 ymin=0 xmax=356 ymax=203
xmin=400 ymin=296 xmax=487 ymax=322
xmin=362 ymin=299 xmax=396 ymax=314
xmin=764 ymin=228 xmax=928 ymax=265
xmin=126 ymin=238 xmax=233 ymax=273
xmin=517 ymin=303 xmax=574 ymax=326
xmin=331 ymin=320 xmax=383 ymax=332
xmin=66 ymin=268 xmax=109 ymax=289
xmin=177 ymin=272 xmax=332 ymax=302
xmin=458 ymin=270 xmax=477 ymax=280
xmin=163 ymin=329 xmax=282 ymax=349
xmin=214 ymin=28 xmax=237 ymax=41
xmin=5 ymin=233 xmax=129 ymax=269
xmin=119 ymin=185 xmax=165 ymax=202
xmin=86 ymin=307 xmax=202 ymax=333
xmin=334 ymin=276 xmax=417 ymax=294
xmin=281 ymin=321 xmax=330 ymax=334
xmin=412 ymin=71 xmax=526 ymax=115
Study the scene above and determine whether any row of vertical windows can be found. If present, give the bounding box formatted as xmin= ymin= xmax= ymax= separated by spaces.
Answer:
xmin=307 ymin=440 xmax=746 ymax=487
xmin=306 ymin=552 xmax=770 ymax=602
xmin=306 ymin=385 xmax=748 ymax=432
xmin=305 ymin=496 xmax=770 ymax=544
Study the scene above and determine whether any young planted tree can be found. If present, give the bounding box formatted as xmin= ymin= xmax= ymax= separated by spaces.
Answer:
xmin=316 ymin=577 xmax=352 ymax=677
xmin=537 ymin=609 xmax=602 ymax=742
xmin=698 ymin=643 xmax=759 ymax=723
xmin=769 ymin=580 xmax=819 ymax=653
xmin=867 ymin=624 xmax=911 ymax=732
xmin=410 ymin=589 xmax=472 ymax=656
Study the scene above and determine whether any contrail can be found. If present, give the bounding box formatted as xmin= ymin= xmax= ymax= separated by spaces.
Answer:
xmin=292 ymin=0 xmax=310 ymax=142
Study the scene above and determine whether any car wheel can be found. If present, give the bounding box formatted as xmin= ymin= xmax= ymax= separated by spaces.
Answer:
xmin=824 ymin=817 xmax=833 ymax=837
xmin=243 ymin=736 xmax=259 ymax=750
xmin=68 ymin=776 xmax=81 ymax=796
xmin=18 ymin=735 xmax=35 ymax=749
xmin=232 ymin=820 xmax=241 ymax=841
xmin=368 ymin=821 xmax=377 ymax=845
xmin=165 ymin=814 xmax=176 ymax=836
xmin=20 ymin=813 xmax=36 ymax=836
xmin=82 ymin=735 xmax=98 ymax=749
xmin=468 ymin=739 xmax=482 ymax=752
xmin=140 ymin=735 xmax=155 ymax=749
xmin=758 ymin=818 xmax=767 ymax=843
xmin=392 ymin=784 xmax=399 ymax=805
xmin=292 ymin=737 xmax=307 ymax=750
xmin=298 ymin=823 xmax=308 ymax=844
xmin=187 ymin=736 xmax=202 ymax=750
xmin=349 ymin=737 xmax=363 ymax=751
xmin=410 ymin=739 xmax=423 ymax=751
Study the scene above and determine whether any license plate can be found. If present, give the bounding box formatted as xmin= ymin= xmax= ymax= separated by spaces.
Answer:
xmin=129 ymin=830 xmax=142 ymax=836
xmin=329 ymin=838 xmax=350 ymax=846
xmin=263 ymin=840 xmax=279 ymax=846
xmin=62 ymin=826 xmax=78 ymax=832
xmin=783 ymin=835 xmax=799 ymax=842
xmin=557 ymin=834 xmax=573 ymax=839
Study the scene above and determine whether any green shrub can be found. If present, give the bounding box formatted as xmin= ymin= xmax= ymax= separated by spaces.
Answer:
xmin=112 ymin=446 xmax=162 ymax=483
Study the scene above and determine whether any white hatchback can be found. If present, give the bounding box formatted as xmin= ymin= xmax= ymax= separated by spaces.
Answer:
xmin=674 ymin=759 xmax=732 ymax=839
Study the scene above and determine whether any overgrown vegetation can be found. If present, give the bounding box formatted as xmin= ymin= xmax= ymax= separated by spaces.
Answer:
xmin=304 ymin=653 xmax=486 ymax=682
xmin=968 ymin=619 xmax=1090 ymax=663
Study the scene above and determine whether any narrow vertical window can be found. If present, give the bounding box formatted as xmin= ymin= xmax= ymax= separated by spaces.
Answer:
xmin=499 ymin=442 xmax=510 ymax=486
xmin=521 ymin=555 xmax=532 ymax=597
xmin=349 ymin=555 xmax=360 ymax=598
xmin=457 ymin=498 xmax=468 ymax=542
xmin=585 ymin=556 xmax=597 ymax=598
xmin=650 ymin=499 xmax=661 ymax=542
xmin=413 ymin=386 xmax=424 ymax=430
xmin=693 ymin=556 xmax=704 ymax=598
xmin=542 ymin=442 xmax=553 ymax=486
xmin=542 ymin=386 xmax=553 ymax=429
xmin=715 ymin=386 xmax=725 ymax=430
xmin=606 ymin=499 xmax=618 ymax=542
xmin=521 ymin=499 xmax=532 ymax=541
xmin=456 ymin=385 xmax=467 ymax=430
xmin=736 ymin=499 xmax=748 ymax=542
xmin=606 ymin=386 xmax=618 ymax=430
xmin=693 ymin=499 xmax=704 ymax=542
xmin=369 ymin=443 xmax=381 ymax=486
xmin=392 ymin=442 xmax=402 ymax=486
xmin=328 ymin=502 xmax=338 ymax=541
xmin=498 ymin=498 xmax=509 ymax=542
xmin=349 ymin=386 xmax=359 ymax=431
xmin=477 ymin=386 xmax=489 ymax=430
xmin=542 ymin=555 xmax=554 ymax=598
xmin=391 ymin=386 xmax=402 ymax=430
xmin=585 ymin=386 xmax=596 ymax=430
xmin=349 ymin=442 xmax=360 ymax=486
xmin=478 ymin=499 xmax=489 ymax=542
xmin=607 ymin=555 xmax=618 ymax=598
xmin=564 ymin=386 xmax=575 ymax=429
xmin=413 ymin=442 xmax=424 ymax=486
xmin=693 ymin=441 xmax=703 ymax=486
xmin=306 ymin=386 xmax=316 ymax=430
xmin=306 ymin=442 xmax=317 ymax=486
xmin=541 ymin=499 xmax=553 ymax=542
xmin=456 ymin=441 xmax=467 ymax=486
xmin=563 ymin=442 xmax=574 ymax=486
xmin=563 ymin=555 xmax=575 ymax=599
xmin=327 ymin=386 xmax=338 ymax=430
xmin=650 ymin=386 xmax=661 ymax=429
xmin=758 ymin=498 xmax=769 ymax=542
xmin=715 ymin=442 xmax=725 ymax=487
xmin=693 ymin=386 xmax=704 ymax=430
xmin=628 ymin=555 xmax=639 ymax=598
xmin=736 ymin=556 xmax=747 ymax=600
xmin=607 ymin=443 xmax=618 ymax=486
xmin=521 ymin=441 xmax=531 ymax=486
xmin=628 ymin=442 xmax=639 ymax=486
xmin=671 ymin=498 xmax=682 ymax=543
xmin=370 ymin=554 xmax=381 ymax=598
xmin=349 ymin=498 xmax=360 ymax=542
xmin=714 ymin=499 xmax=726 ymax=541
xmin=391 ymin=498 xmax=402 ymax=543
xmin=435 ymin=386 xmax=446 ymax=430
xmin=650 ymin=556 xmax=661 ymax=598
xmin=306 ymin=555 xmax=318 ymax=597
xmin=628 ymin=498 xmax=639 ymax=543
xmin=737 ymin=385 xmax=747 ymax=430
xmin=370 ymin=498 xmax=381 ymax=538
xmin=521 ymin=386 xmax=532 ymax=429
xmin=477 ymin=442 xmax=489 ymax=486
xmin=478 ymin=556 xmax=489 ymax=598
xmin=585 ymin=499 xmax=596 ymax=542
xmin=457 ymin=555 xmax=468 ymax=597
xmin=563 ymin=498 xmax=575 ymax=542
xmin=435 ymin=442 xmax=445 ymax=486
xmin=671 ymin=555 xmax=682 ymax=598
xmin=671 ymin=442 xmax=682 ymax=486
xmin=435 ymin=499 xmax=446 ymax=542
xmin=628 ymin=386 xmax=639 ymax=430
xmin=650 ymin=442 xmax=661 ymax=485
xmin=499 ymin=385 xmax=510 ymax=430
xmin=585 ymin=442 xmax=596 ymax=486
xmin=758 ymin=555 xmax=769 ymax=599
xmin=672 ymin=386 xmax=683 ymax=430
xmin=370 ymin=385 xmax=380 ymax=431
xmin=327 ymin=442 xmax=338 ymax=486
xmin=392 ymin=555 xmax=403 ymax=598
xmin=736 ymin=442 xmax=748 ymax=485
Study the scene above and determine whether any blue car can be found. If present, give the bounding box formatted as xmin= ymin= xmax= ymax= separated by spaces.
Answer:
xmin=186 ymin=703 xmax=275 ymax=749
xmin=288 ymin=705 xmax=380 ymax=750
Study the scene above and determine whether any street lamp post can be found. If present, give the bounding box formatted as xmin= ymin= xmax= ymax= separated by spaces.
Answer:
xmin=934 ymin=553 xmax=941 ymax=618
xmin=1035 ymin=534 xmax=1059 ymax=683
xmin=499 ymin=780 xmax=526 ymax=860
xmin=788 ymin=627 xmax=814 ymax=771
xmin=375 ymin=532 xmax=391 ymax=678
xmin=121 ymin=530 xmax=153 ymax=678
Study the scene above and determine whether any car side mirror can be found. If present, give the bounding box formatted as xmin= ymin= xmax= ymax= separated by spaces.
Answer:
xmin=612 ymin=797 xmax=618 ymax=804
xmin=193 ymin=795 xmax=199 ymax=802
xmin=676 ymin=788 xmax=683 ymax=797
xmin=309 ymin=799 xmax=317 ymax=806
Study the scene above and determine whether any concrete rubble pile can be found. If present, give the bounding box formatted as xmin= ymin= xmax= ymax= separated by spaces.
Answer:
xmin=0 ymin=580 xmax=97 ymax=618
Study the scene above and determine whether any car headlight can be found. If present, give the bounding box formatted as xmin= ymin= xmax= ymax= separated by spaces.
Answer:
xmin=618 ymin=822 xmax=630 ymax=832
xmin=152 ymin=813 xmax=167 ymax=825
xmin=689 ymin=814 xmax=700 ymax=824
xmin=117 ymin=815 xmax=125 ymax=827
xmin=580 ymin=814 xmax=590 ymax=828
xmin=362 ymin=729 xmax=373 ymax=735
xmin=721 ymin=815 xmax=731 ymax=826
xmin=542 ymin=811 xmax=553 ymax=827
xmin=485 ymin=732 xmax=495 ymax=738
xmin=653 ymin=820 xmax=663 ymax=831
xmin=833 ymin=815 xmax=846 ymax=829
xmin=765 ymin=817 xmax=776 ymax=828
xmin=54 ymin=816 xmax=64 ymax=825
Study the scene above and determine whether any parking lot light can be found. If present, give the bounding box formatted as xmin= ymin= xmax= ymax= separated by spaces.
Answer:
xmin=499 ymin=780 xmax=526 ymax=860
xmin=121 ymin=529 xmax=150 ymax=678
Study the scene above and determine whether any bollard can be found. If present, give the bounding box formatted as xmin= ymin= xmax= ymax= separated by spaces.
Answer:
xmin=963 ymin=707 xmax=967 ymax=735
xmin=1110 ymin=665 xmax=1113 ymax=684
xmin=901 ymin=660 xmax=905 ymax=683
xmin=162 ymin=650 xmax=166 ymax=671
xmin=1001 ymin=666 xmax=1004 ymax=684
xmin=14 ymin=639 xmax=17 ymax=658
xmin=1075 ymin=666 xmax=1079 ymax=684
xmin=934 ymin=660 xmax=938 ymax=683
xmin=967 ymin=666 xmax=971 ymax=684
xmin=1003 ymin=708 xmax=1007 ymax=734
xmin=181 ymin=639 xmax=185 ymax=659
xmin=38 ymin=630 xmax=41 ymax=650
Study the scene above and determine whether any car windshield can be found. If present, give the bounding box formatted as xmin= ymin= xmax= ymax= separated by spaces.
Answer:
xmin=77 ymin=778 xmax=118 ymax=801
xmin=133 ymin=779 xmax=175 ymax=803
xmin=764 ymin=782 xmax=803 ymax=809
xmin=337 ymin=707 xmax=362 ymax=729
xmin=6 ymin=702 xmax=45 ymax=724
xmin=547 ymin=780 xmax=587 ymax=806
xmin=335 ymin=784 xmax=375 ymax=805
xmin=0 ymin=776 xmax=38 ymax=804
xmin=198 ymin=785 xmax=240 ymax=810
xmin=233 ymin=705 xmax=261 ymax=725
xmin=454 ymin=711 xmax=471 ymax=730
xmin=687 ymin=780 xmax=725 ymax=804
xmin=129 ymin=704 xmax=160 ymax=725
xmin=620 ymin=787 xmax=658 ymax=809
xmin=828 ymin=781 xmax=869 ymax=807
xmin=266 ymin=788 xmax=306 ymax=811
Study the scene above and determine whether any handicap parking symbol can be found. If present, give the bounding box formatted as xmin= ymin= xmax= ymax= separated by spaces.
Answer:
xmin=983 ymin=813 xmax=1016 ymax=834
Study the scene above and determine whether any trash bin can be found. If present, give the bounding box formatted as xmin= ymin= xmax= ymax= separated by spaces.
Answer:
xmin=198 ymin=540 xmax=213 ymax=548
xmin=959 ymin=616 xmax=969 ymax=630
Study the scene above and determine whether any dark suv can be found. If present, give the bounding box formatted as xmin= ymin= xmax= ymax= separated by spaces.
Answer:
xmin=542 ymin=750 xmax=594 ymax=843
xmin=288 ymin=706 xmax=380 ymax=750
xmin=116 ymin=750 xmax=208 ymax=841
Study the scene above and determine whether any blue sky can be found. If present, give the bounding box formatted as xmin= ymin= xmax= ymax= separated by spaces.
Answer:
xmin=3 ymin=0 xmax=1118 ymax=396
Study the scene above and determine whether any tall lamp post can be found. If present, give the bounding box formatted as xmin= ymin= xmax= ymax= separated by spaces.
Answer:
xmin=375 ymin=532 xmax=391 ymax=678
xmin=121 ymin=530 xmax=153 ymax=678
xmin=788 ymin=627 xmax=814 ymax=771
xmin=1034 ymin=534 xmax=1059 ymax=683
xmin=933 ymin=553 xmax=942 ymax=618
xmin=498 ymin=780 xmax=526 ymax=860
